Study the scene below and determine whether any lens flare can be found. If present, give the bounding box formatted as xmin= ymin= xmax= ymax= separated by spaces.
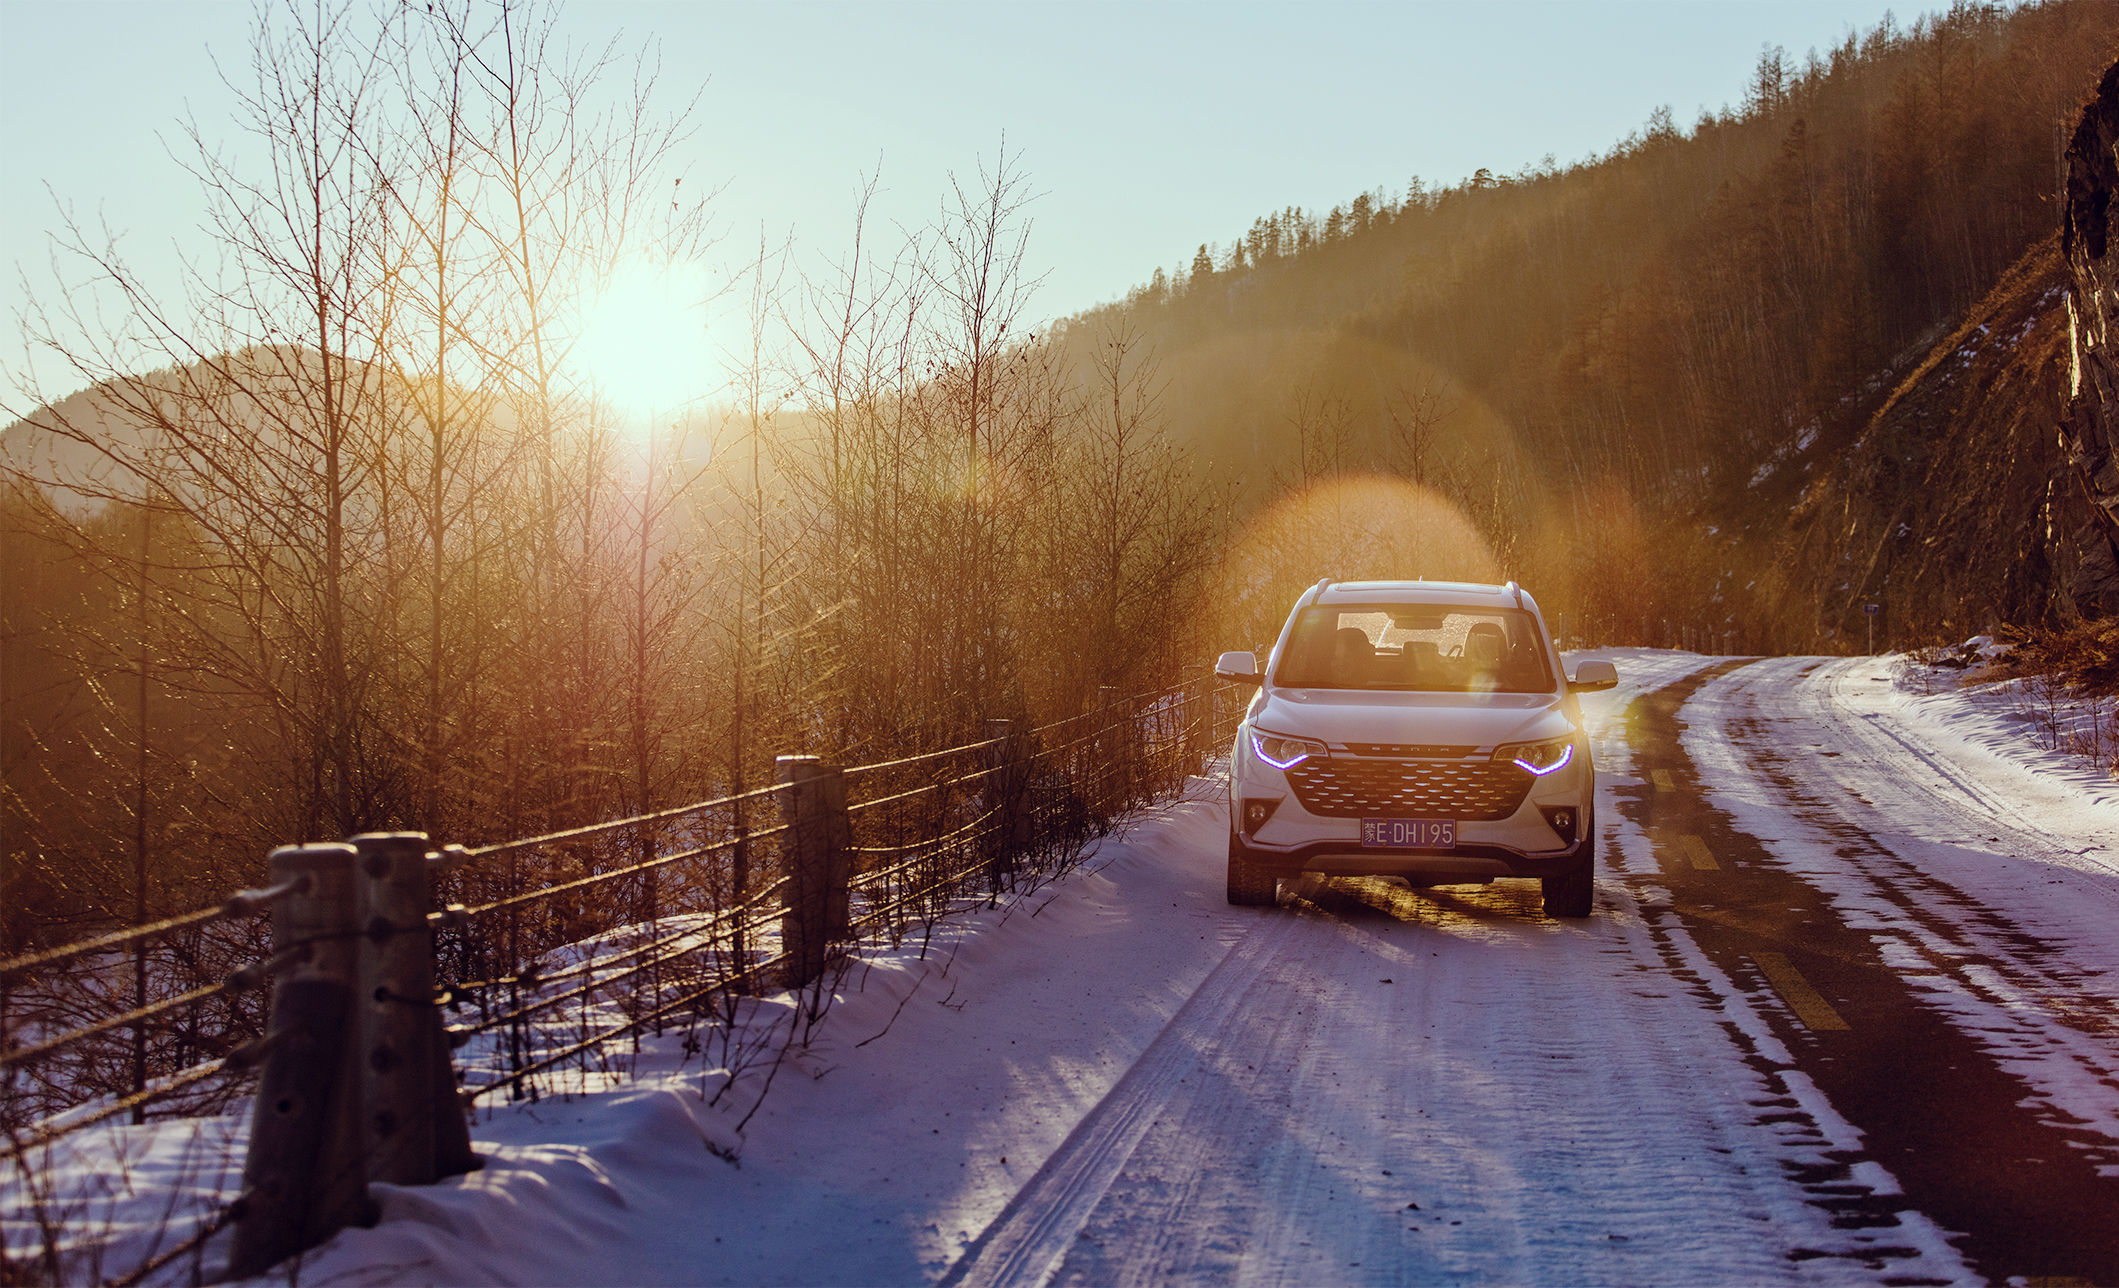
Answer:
xmin=1214 ymin=473 xmax=1501 ymax=645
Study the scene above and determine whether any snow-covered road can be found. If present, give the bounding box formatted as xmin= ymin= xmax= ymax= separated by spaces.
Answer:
xmin=946 ymin=871 xmax=1949 ymax=1287
xmin=244 ymin=653 xmax=2119 ymax=1285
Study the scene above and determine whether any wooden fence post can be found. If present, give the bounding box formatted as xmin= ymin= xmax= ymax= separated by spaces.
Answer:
xmin=350 ymin=832 xmax=477 ymax=1189
xmin=1183 ymin=672 xmax=1201 ymax=785
xmin=777 ymin=756 xmax=850 ymax=989
xmin=982 ymin=718 xmax=1030 ymax=891
xmin=228 ymin=843 xmax=368 ymax=1279
xmin=1193 ymin=665 xmax=1219 ymax=771
xmin=1095 ymin=685 xmax=1122 ymax=822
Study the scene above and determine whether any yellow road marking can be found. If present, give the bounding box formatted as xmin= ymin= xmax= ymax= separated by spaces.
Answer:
xmin=1679 ymin=834 xmax=1720 ymax=871
xmin=1651 ymin=769 xmax=1676 ymax=792
xmin=1752 ymin=952 xmax=1850 ymax=1031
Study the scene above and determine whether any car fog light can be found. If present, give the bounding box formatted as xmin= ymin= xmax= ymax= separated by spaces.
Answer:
xmin=1243 ymin=799 xmax=1280 ymax=834
xmin=1539 ymin=805 xmax=1580 ymax=845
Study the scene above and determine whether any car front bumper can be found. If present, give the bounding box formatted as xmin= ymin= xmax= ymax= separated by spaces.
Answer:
xmin=1230 ymin=743 xmax=1593 ymax=880
xmin=1230 ymin=834 xmax=1591 ymax=880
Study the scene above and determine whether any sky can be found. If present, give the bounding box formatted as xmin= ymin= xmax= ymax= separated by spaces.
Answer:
xmin=0 ymin=0 xmax=1938 ymax=413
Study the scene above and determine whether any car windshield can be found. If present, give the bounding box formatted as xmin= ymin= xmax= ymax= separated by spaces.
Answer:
xmin=1273 ymin=604 xmax=1557 ymax=694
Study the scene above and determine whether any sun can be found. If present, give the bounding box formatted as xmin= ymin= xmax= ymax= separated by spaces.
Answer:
xmin=572 ymin=260 xmax=722 ymax=421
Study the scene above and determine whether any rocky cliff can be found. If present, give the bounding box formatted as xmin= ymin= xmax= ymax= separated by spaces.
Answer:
xmin=2060 ymin=57 xmax=2119 ymax=602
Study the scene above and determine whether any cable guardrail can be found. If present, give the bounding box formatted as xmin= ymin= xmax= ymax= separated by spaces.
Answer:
xmin=454 ymin=826 xmax=786 ymax=919
xmin=1 ymin=875 xmax=313 ymax=1143
xmin=843 ymin=763 xmax=1007 ymax=816
xmin=0 ymin=873 xmax=310 ymax=983
xmin=441 ymin=873 xmax=790 ymax=999
xmin=445 ymin=882 xmax=791 ymax=1049
xmin=8 ymin=1057 xmax=241 ymax=1158
xmin=838 ymin=736 xmax=1005 ymax=783
xmin=847 ymin=800 xmax=1006 ymax=864
xmin=0 ymin=876 xmax=312 ymax=1288
xmin=3 ymin=669 xmax=1246 ymax=1284
xmin=456 ymin=781 xmax=786 ymax=864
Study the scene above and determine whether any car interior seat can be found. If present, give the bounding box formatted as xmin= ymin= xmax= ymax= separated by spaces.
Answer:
xmin=1402 ymin=639 xmax=1444 ymax=688
xmin=1332 ymin=627 xmax=1374 ymax=684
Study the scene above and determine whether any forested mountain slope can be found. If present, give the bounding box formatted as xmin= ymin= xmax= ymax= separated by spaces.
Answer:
xmin=1054 ymin=0 xmax=2119 ymax=652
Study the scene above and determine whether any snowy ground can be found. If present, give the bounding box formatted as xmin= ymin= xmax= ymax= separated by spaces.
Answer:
xmin=9 ymin=649 xmax=2115 ymax=1285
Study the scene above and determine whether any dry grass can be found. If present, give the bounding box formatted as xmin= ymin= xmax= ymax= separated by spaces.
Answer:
xmin=1990 ymin=618 xmax=2119 ymax=694
xmin=1978 ymin=618 xmax=2119 ymax=776
xmin=1907 ymin=618 xmax=2119 ymax=776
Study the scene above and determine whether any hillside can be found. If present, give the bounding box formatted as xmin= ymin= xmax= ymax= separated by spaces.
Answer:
xmin=1052 ymin=0 xmax=2119 ymax=652
xmin=1773 ymin=235 xmax=2093 ymax=646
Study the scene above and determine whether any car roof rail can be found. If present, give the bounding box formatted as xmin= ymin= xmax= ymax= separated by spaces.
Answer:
xmin=1307 ymin=576 xmax=1333 ymax=605
xmin=1506 ymin=579 xmax=1524 ymax=608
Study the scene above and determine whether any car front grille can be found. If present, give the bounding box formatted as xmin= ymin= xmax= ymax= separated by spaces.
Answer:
xmin=1285 ymin=757 xmax=1531 ymax=820
xmin=1344 ymin=743 xmax=1474 ymax=759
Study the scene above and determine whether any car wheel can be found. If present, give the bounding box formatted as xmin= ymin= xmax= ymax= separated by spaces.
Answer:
xmin=1227 ymin=830 xmax=1278 ymax=907
xmin=1541 ymin=808 xmax=1595 ymax=918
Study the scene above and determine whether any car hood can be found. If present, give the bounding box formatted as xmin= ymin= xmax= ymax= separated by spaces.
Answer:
xmin=1251 ymin=687 xmax=1574 ymax=748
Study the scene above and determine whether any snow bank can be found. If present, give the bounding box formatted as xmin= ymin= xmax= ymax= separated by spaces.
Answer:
xmin=1892 ymin=649 xmax=2119 ymax=811
xmin=276 ymin=801 xmax=1245 ymax=1285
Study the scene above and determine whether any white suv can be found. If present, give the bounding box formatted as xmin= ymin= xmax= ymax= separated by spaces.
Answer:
xmin=1216 ymin=579 xmax=1616 ymax=917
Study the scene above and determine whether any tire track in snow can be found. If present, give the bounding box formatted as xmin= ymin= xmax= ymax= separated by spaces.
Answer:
xmin=938 ymin=912 xmax=1304 ymax=1288
xmin=1037 ymin=882 xmax=1844 ymax=1287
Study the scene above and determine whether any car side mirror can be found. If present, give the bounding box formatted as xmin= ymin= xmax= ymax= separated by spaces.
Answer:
xmin=1215 ymin=650 xmax=1262 ymax=688
xmin=1568 ymin=659 xmax=1618 ymax=693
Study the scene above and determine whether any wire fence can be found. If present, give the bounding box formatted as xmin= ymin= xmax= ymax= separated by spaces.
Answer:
xmin=1 ymin=673 xmax=1244 ymax=1285
xmin=1 ymin=874 xmax=310 ymax=1288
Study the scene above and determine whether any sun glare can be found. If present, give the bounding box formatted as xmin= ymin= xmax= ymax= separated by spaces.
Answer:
xmin=1230 ymin=474 xmax=1499 ymax=586
xmin=573 ymin=261 xmax=721 ymax=422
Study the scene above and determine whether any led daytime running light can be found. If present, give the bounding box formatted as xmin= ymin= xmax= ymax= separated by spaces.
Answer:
xmin=1251 ymin=732 xmax=1321 ymax=770
xmin=1510 ymin=741 xmax=1574 ymax=776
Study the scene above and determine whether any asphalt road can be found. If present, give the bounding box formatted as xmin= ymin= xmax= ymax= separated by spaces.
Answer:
xmin=1620 ymin=658 xmax=2119 ymax=1286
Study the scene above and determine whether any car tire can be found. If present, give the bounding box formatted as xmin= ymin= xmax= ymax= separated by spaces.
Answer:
xmin=1227 ymin=830 xmax=1278 ymax=907
xmin=1541 ymin=823 xmax=1595 ymax=919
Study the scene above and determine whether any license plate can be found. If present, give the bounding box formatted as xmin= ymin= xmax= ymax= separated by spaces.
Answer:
xmin=1361 ymin=818 xmax=1456 ymax=849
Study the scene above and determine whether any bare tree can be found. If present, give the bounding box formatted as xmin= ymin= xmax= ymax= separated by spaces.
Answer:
xmin=1059 ymin=320 xmax=1218 ymax=699
xmin=1384 ymin=376 xmax=1455 ymax=488
xmin=925 ymin=141 xmax=1052 ymax=721
xmin=10 ymin=0 xmax=408 ymax=841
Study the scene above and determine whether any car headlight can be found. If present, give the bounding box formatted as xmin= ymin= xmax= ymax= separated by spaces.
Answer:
xmin=1496 ymin=736 xmax=1574 ymax=775
xmin=1250 ymin=730 xmax=1328 ymax=769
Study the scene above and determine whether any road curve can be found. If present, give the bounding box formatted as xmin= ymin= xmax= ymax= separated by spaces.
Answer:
xmin=939 ymin=655 xmax=2119 ymax=1287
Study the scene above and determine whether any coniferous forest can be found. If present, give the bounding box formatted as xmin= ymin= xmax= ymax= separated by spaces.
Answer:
xmin=1055 ymin=0 xmax=2119 ymax=652
xmin=4 ymin=0 xmax=2116 ymax=958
